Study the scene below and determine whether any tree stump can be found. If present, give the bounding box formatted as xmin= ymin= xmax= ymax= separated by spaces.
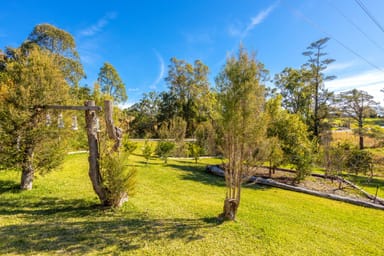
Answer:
xmin=219 ymin=198 xmax=239 ymax=221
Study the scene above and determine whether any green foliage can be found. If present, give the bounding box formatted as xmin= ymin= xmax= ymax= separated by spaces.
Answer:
xmin=66 ymin=129 xmax=89 ymax=151
xmin=302 ymin=37 xmax=335 ymax=138
xmin=266 ymin=96 xmax=313 ymax=182
xmin=0 ymin=46 xmax=70 ymax=188
xmin=346 ymin=149 xmax=374 ymax=176
xmin=194 ymin=121 xmax=216 ymax=156
xmin=142 ymin=140 xmax=153 ymax=164
xmin=165 ymin=57 xmax=213 ymax=137
xmin=275 ymin=38 xmax=335 ymax=139
xmin=321 ymin=142 xmax=351 ymax=177
xmin=97 ymin=62 xmax=127 ymax=103
xmin=100 ymin=151 xmax=137 ymax=208
xmin=24 ymin=23 xmax=85 ymax=87
xmin=188 ymin=143 xmax=203 ymax=163
xmin=162 ymin=116 xmax=187 ymax=142
xmin=158 ymin=117 xmax=187 ymax=157
xmin=126 ymin=91 xmax=160 ymax=138
xmin=33 ymin=138 xmax=66 ymax=174
xmin=215 ymin=46 xmax=268 ymax=220
xmin=336 ymin=89 xmax=378 ymax=149
xmin=292 ymin=145 xmax=313 ymax=182
xmin=123 ymin=139 xmax=138 ymax=159
xmin=274 ymin=67 xmax=312 ymax=120
xmin=263 ymin=137 xmax=284 ymax=176
xmin=155 ymin=141 xmax=175 ymax=163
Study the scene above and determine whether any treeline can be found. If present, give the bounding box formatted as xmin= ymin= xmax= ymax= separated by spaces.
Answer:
xmin=1 ymin=23 xmax=383 ymax=198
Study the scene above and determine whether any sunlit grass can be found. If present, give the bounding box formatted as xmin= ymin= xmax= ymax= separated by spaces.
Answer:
xmin=1 ymin=150 xmax=384 ymax=255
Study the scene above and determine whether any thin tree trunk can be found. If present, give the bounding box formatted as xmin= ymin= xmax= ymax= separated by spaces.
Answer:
xmin=220 ymin=198 xmax=239 ymax=221
xmin=359 ymin=135 xmax=364 ymax=150
xmin=85 ymin=100 xmax=111 ymax=206
xmin=20 ymin=146 xmax=34 ymax=190
xmin=358 ymin=120 xmax=364 ymax=149
xmin=104 ymin=100 xmax=122 ymax=152
xmin=20 ymin=111 xmax=39 ymax=190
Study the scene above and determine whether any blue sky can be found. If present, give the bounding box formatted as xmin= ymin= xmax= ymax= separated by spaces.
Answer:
xmin=1 ymin=0 xmax=384 ymax=106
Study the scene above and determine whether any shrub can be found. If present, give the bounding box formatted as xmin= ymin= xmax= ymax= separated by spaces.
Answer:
xmin=188 ymin=143 xmax=203 ymax=163
xmin=195 ymin=121 xmax=216 ymax=156
xmin=346 ymin=149 xmax=374 ymax=177
xmin=142 ymin=140 xmax=153 ymax=164
xmin=123 ymin=139 xmax=137 ymax=158
xmin=156 ymin=141 xmax=175 ymax=164
xmin=100 ymin=152 xmax=137 ymax=207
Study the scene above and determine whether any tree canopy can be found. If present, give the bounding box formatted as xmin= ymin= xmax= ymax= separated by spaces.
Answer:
xmin=97 ymin=62 xmax=127 ymax=103
xmin=0 ymin=46 xmax=70 ymax=189
xmin=24 ymin=23 xmax=85 ymax=87
xmin=215 ymin=46 xmax=267 ymax=221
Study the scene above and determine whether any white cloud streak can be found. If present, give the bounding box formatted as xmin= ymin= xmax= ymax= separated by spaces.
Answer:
xmin=326 ymin=69 xmax=384 ymax=104
xmin=149 ymin=49 xmax=165 ymax=90
xmin=223 ymin=1 xmax=279 ymax=60
xmin=325 ymin=61 xmax=357 ymax=73
xmin=79 ymin=12 xmax=117 ymax=37
xmin=241 ymin=1 xmax=280 ymax=39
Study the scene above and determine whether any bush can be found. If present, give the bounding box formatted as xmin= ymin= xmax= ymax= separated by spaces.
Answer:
xmin=195 ymin=121 xmax=216 ymax=156
xmin=321 ymin=142 xmax=352 ymax=177
xmin=156 ymin=141 xmax=175 ymax=164
xmin=100 ymin=152 xmax=137 ymax=207
xmin=346 ymin=149 xmax=373 ymax=177
xmin=123 ymin=139 xmax=138 ymax=158
xmin=188 ymin=143 xmax=203 ymax=163
xmin=142 ymin=140 xmax=153 ymax=164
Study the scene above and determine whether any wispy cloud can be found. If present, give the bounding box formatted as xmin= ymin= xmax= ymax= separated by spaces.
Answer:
xmin=149 ymin=49 xmax=165 ymax=90
xmin=77 ymin=39 xmax=103 ymax=67
xmin=325 ymin=61 xmax=357 ymax=73
xmin=79 ymin=12 xmax=117 ymax=37
xmin=227 ymin=23 xmax=242 ymax=37
xmin=228 ymin=1 xmax=279 ymax=40
xmin=326 ymin=69 xmax=384 ymax=104
xmin=222 ymin=1 xmax=279 ymax=64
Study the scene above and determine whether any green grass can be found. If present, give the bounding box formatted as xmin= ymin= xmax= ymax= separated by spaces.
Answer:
xmin=1 ymin=152 xmax=384 ymax=255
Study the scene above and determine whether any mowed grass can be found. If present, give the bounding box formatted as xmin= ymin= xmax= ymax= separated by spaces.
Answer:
xmin=1 ymin=151 xmax=384 ymax=255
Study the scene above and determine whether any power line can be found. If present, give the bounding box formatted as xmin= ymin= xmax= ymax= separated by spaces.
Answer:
xmin=283 ymin=3 xmax=384 ymax=73
xmin=327 ymin=0 xmax=384 ymax=52
xmin=354 ymin=0 xmax=384 ymax=34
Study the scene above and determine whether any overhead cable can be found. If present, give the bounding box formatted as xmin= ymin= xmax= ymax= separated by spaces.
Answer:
xmin=354 ymin=0 xmax=384 ymax=34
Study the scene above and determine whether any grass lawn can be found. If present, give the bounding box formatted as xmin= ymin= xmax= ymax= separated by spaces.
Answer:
xmin=1 ymin=152 xmax=384 ymax=255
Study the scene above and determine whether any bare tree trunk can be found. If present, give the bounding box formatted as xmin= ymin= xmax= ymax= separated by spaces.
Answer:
xmin=220 ymin=198 xmax=239 ymax=221
xmin=20 ymin=146 xmax=34 ymax=190
xmin=20 ymin=111 xmax=39 ymax=190
xmin=358 ymin=118 xmax=364 ymax=149
xmin=104 ymin=100 xmax=122 ymax=152
xmin=219 ymin=159 xmax=241 ymax=221
xmin=85 ymin=101 xmax=111 ymax=206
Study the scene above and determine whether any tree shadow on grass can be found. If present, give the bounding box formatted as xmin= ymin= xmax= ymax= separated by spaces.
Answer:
xmin=136 ymin=161 xmax=164 ymax=166
xmin=0 ymin=195 xmax=221 ymax=254
xmin=168 ymin=160 xmax=272 ymax=191
xmin=167 ymin=162 xmax=226 ymax=187
xmin=0 ymin=196 xmax=101 ymax=219
xmin=0 ymin=213 xmax=219 ymax=255
xmin=0 ymin=179 xmax=20 ymax=194
xmin=342 ymin=174 xmax=384 ymax=190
